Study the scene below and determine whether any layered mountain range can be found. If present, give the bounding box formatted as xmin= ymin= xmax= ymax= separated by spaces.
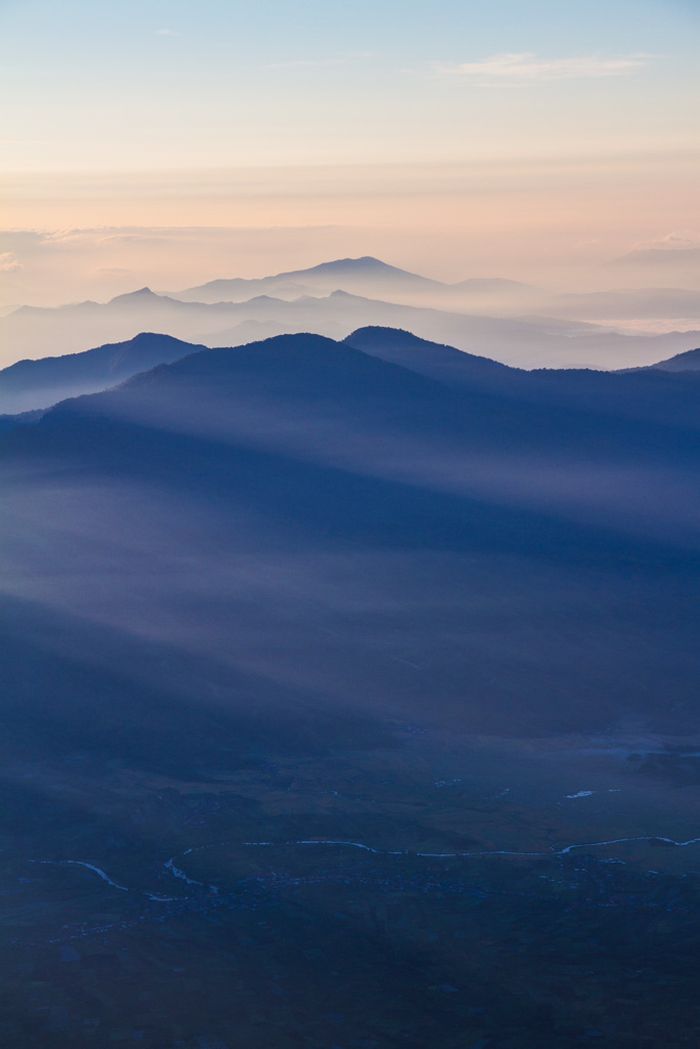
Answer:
xmin=2 ymin=323 xmax=699 ymax=417
xmin=2 ymin=256 xmax=699 ymax=370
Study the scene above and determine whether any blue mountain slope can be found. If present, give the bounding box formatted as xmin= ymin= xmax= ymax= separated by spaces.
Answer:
xmin=0 ymin=331 xmax=206 ymax=414
xmin=3 ymin=331 xmax=700 ymax=743
xmin=641 ymin=346 xmax=700 ymax=372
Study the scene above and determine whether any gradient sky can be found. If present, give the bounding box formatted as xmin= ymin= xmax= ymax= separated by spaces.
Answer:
xmin=1 ymin=0 xmax=698 ymax=299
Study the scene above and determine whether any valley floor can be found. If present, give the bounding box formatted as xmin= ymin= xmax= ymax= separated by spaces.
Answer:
xmin=4 ymin=728 xmax=700 ymax=1049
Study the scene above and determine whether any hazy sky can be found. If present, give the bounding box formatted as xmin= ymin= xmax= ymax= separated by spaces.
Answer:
xmin=1 ymin=0 xmax=698 ymax=301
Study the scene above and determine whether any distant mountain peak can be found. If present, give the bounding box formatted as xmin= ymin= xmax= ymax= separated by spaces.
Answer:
xmin=276 ymin=256 xmax=435 ymax=284
xmin=120 ymin=331 xmax=192 ymax=346
xmin=308 ymin=256 xmax=388 ymax=271
xmin=328 ymin=289 xmax=361 ymax=300
xmin=295 ymin=256 xmax=386 ymax=270
xmin=108 ymin=287 xmax=159 ymax=305
xmin=174 ymin=255 xmax=445 ymax=303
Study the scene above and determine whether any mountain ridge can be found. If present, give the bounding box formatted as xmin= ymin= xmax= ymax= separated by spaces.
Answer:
xmin=0 ymin=331 xmax=206 ymax=414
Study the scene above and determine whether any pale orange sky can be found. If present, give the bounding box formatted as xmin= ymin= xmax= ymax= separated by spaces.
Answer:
xmin=1 ymin=150 xmax=699 ymax=307
xmin=1 ymin=0 xmax=698 ymax=304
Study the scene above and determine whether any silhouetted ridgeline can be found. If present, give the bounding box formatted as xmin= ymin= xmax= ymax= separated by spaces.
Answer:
xmin=0 ymin=332 xmax=205 ymax=414
xmin=2 ymin=256 xmax=699 ymax=369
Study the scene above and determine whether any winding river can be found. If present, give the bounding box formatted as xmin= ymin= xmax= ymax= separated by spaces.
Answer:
xmin=32 ymin=831 xmax=700 ymax=899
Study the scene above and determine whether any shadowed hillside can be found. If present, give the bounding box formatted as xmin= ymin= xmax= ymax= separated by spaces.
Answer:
xmin=0 ymin=331 xmax=206 ymax=413
xmin=3 ymin=329 xmax=700 ymax=1049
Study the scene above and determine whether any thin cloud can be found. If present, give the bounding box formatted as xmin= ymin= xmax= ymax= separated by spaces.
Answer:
xmin=615 ymin=232 xmax=700 ymax=268
xmin=634 ymin=232 xmax=700 ymax=252
xmin=0 ymin=252 xmax=22 ymax=272
xmin=438 ymin=52 xmax=654 ymax=83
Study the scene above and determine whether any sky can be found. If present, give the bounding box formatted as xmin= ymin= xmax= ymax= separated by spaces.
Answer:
xmin=0 ymin=0 xmax=698 ymax=304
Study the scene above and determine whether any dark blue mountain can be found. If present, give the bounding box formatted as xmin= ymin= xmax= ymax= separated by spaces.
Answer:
xmin=641 ymin=346 xmax=700 ymax=372
xmin=349 ymin=325 xmax=700 ymax=431
xmin=0 ymin=331 xmax=206 ymax=414
xmin=4 ymin=330 xmax=700 ymax=743
xmin=344 ymin=325 xmax=517 ymax=388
